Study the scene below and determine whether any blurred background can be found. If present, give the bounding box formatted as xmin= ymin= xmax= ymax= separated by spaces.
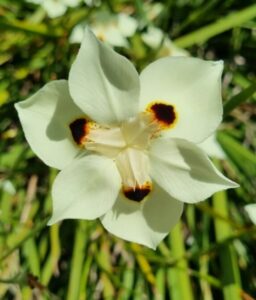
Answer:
xmin=0 ymin=0 xmax=256 ymax=299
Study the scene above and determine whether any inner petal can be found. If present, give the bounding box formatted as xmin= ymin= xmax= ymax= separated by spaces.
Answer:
xmin=121 ymin=114 xmax=158 ymax=149
xmin=115 ymin=147 xmax=152 ymax=203
xmin=86 ymin=126 xmax=126 ymax=157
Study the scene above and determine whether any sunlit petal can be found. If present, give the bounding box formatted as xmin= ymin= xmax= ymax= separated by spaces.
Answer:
xmin=69 ymin=28 xmax=140 ymax=124
xmin=149 ymin=138 xmax=238 ymax=203
xmin=15 ymin=80 xmax=82 ymax=170
xmin=48 ymin=155 xmax=121 ymax=224
xmin=101 ymin=184 xmax=183 ymax=249
xmin=140 ymin=57 xmax=223 ymax=143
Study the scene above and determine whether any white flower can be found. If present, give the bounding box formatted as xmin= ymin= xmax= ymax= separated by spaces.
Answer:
xmin=244 ymin=204 xmax=256 ymax=224
xmin=142 ymin=26 xmax=189 ymax=57
xmin=69 ymin=12 xmax=137 ymax=47
xmin=27 ymin=0 xmax=81 ymax=18
xmin=15 ymin=28 xmax=238 ymax=249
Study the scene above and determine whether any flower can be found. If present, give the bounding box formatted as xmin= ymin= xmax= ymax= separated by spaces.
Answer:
xmin=69 ymin=12 xmax=137 ymax=48
xmin=142 ymin=26 xmax=189 ymax=58
xmin=27 ymin=0 xmax=81 ymax=18
xmin=15 ymin=28 xmax=238 ymax=249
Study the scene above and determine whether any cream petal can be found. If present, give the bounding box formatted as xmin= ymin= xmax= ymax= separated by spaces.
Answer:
xmin=244 ymin=204 xmax=256 ymax=225
xmin=86 ymin=126 xmax=126 ymax=157
xmin=139 ymin=57 xmax=223 ymax=143
xmin=15 ymin=80 xmax=83 ymax=170
xmin=121 ymin=114 xmax=157 ymax=149
xmin=48 ymin=155 xmax=121 ymax=224
xmin=149 ymin=138 xmax=238 ymax=203
xmin=68 ymin=28 xmax=140 ymax=124
xmin=115 ymin=148 xmax=151 ymax=188
xmin=100 ymin=184 xmax=183 ymax=249
xmin=198 ymin=133 xmax=226 ymax=159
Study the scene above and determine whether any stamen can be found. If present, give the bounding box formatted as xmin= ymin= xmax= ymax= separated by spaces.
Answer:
xmin=147 ymin=101 xmax=177 ymax=129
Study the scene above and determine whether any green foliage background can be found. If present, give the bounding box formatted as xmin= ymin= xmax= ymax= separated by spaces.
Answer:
xmin=0 ymin=0 xmax=256 ymax=299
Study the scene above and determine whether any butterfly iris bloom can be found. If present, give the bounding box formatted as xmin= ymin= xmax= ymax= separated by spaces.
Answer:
xmin=15 ymin=29 xmax=237 ymax=249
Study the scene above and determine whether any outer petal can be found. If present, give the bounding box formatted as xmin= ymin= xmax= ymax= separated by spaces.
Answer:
xmin=198 ymin=133 xmax=226 ymax=159
xmin=48 ymin=155 xmax=121 ymax=224
xmin=15 ymin=80 xmax=83 ymax=170
xmin=69 ymin=28 xmax=140 ymax=124
xmin=244 ymin=204 xmax=256 ymax=225
xmin=101 ymin=184 xmax=183 ymax=249
xmin=139 ymin=57 xmax=223 ymax=143
xmin=149 ymin=138 xmax=238 ymax=203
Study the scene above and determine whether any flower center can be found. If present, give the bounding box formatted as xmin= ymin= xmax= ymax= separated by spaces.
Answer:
xmin=69 ymin=101 xmax=177 ymax=202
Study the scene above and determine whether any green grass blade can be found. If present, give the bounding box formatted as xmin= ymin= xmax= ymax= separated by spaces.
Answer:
xmin=0 ymin=17 xmax=63 ymax=37
xmin=213 ymin=161 xmax=242 ymax=300
xmin=22 ymin=238 xmax=40 ymax=277
xmin=41 ymin=224 xmax=61 ymax=285
xmin=224 ymin=82 xmax=256 ymax=117
xmin=155 ymin=268 xmax=166 ymax=300
xmin=174 ymin=4 xmax=256 ymax=48
xmin=217 ymin=132 xmax=256 ymax=180
xmin=117 ymin=256 xmax=135 ymax=300
xmin=79 ymin=245 xmax=94 ymax=300
xmin=66 ymin=221 xmax=87 ymax=300
xmin=168 ymin=221 xmax=194 ymax=300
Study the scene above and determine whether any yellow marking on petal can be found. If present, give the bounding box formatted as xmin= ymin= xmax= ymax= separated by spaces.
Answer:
xmin=97 ymin=33 xmax=105 ymax=42
xmin=146 ymin=100 xmax=178 ymax=130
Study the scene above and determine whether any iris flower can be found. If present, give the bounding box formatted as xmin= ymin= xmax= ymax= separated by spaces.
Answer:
xmin=27 ymin=0 xmax=81 ymax=18
xmin=15 ymin=29 xmax=237 ymax=249
xmin=70 ymin=12 xmax=137 ymax=48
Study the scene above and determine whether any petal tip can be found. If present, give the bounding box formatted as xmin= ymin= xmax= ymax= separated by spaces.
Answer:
xmin=14 ymin=102 xmax=19 ymax=110
xmin=82 ymin=26 xmax=96 ymax=42
xmin=211 ymin=60 xmax=224 ymax=72
xmin=221 ymin=177 xmax=239 ymax=189
xmin=244 ymin=204 xmax=256 ymax=225
xmin=229 ymin=181 xmax=239 ymax=189
xmin=47 ymin=218 xmax=56 ymax=226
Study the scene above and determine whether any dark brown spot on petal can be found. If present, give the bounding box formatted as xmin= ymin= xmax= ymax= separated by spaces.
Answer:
xmin=123 ymin=183 xmax=152 ymax=203
xmin=69 ymin=118 xmax=88 ymax=146
xmin=147 ymin=101 xmax=177 ymax=129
